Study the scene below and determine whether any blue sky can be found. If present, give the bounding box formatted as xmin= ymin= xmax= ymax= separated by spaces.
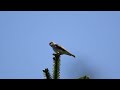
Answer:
xmin=0 ymin=11 xmax=120 ymax=79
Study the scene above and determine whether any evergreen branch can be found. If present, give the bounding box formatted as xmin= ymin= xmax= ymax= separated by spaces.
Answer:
xmin=79 ymin=75 xmax=90 ymax=79
xmin=43 ymin=68 xmax=52 ymax=79
xmin=53 ymin=53 xmax=61 ymax=79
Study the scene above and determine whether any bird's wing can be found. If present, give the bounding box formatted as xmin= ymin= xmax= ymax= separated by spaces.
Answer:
xmin=55 ymin=44 xmax=75 ymax=58
xmin=54 ymin=44 xmax=68 ymax=52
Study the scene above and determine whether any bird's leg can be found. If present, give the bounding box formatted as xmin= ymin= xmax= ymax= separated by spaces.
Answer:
xmin=57 ymin=52 xmax=61 ymax=55
xmin=53 ymin=52 xmax=61 ymax=60
xmin=53 ymin=53 xmax=58 ymax=60
xmin=53 ymin=52 xmax=61 ymax=56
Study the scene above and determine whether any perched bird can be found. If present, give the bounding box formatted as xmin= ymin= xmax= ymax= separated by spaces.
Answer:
xmin=49 ymin=41 xmax=75 ymax=58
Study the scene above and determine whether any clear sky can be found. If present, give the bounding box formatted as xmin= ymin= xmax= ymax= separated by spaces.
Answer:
xmin=0 ymin=11 xmax=120 ymax=79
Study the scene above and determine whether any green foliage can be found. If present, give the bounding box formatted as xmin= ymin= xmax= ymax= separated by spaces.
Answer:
xmin=43 ymin=68 xmax=52 ymax=79
xmin=53 ymin=54 xmax=61 ymax=79
xmin=42 ymin=53 xmax=90 ymax=79
xmin=79 ymin=76 xmax=90 ymax=79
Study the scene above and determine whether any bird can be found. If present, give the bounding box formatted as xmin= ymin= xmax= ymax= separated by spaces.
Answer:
xmin=49 ymin=41 xmax=75 ymax=58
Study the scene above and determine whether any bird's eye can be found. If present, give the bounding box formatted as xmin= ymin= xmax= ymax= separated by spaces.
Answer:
xmin=49 ymin=42 xmax=52 ymax=45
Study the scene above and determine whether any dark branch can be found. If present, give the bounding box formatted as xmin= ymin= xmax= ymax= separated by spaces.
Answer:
xmin=43 ymin=68 xmax=52 ymax=79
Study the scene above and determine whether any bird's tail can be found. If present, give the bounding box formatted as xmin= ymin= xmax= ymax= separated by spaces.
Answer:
xmin=68 ymin=53 xmax=75 ymax=58
xmin=71 ymin=54 xmax=75 ymax=58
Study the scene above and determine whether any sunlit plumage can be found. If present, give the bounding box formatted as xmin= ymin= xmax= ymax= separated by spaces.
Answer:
xmin=49 ymin=41 xmax=75 ymax=58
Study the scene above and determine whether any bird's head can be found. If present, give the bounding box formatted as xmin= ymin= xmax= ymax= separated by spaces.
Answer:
xmin=49 ymin=41 xmax=55 ymax=46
